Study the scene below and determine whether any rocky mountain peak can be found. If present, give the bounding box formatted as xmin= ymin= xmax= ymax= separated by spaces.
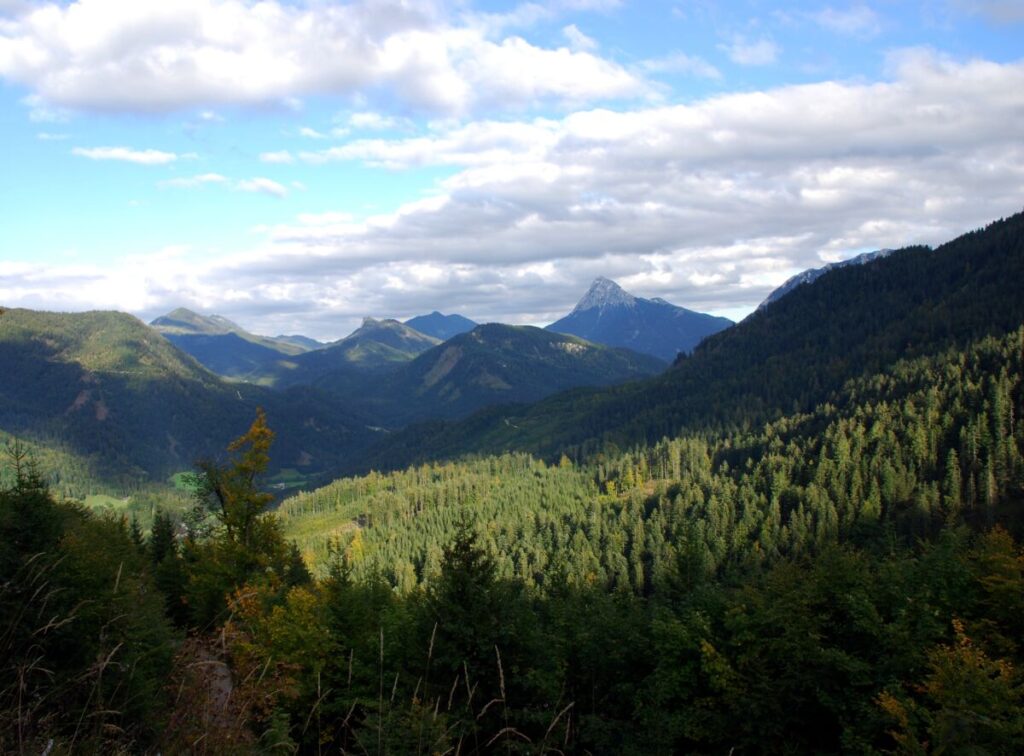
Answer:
xmin=572 ymin=277 xmax=636 ymax=313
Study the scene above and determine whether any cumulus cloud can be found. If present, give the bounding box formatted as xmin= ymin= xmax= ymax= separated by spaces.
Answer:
xmin=72 ymin=146 xmax=178 ymax=164
xmin=348 ymin=112 xmax=402 ymax=130
xmin=8 ymin=53 xmax=1024 ymax=339
xmin=236 ymin=177 xmax=289 ymax=198
xmin=0 ymin=0 xmax=647 ymax=116
xmin=160 ymin=172 xmax=228 ymax=188
xmin=259 ymin=150 xmax=294 ymax=164
xmin=160 ymin=173 xmax=287 ymax=197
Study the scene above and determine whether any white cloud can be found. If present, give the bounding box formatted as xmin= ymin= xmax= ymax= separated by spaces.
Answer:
xmin=160 ymin=172 xmax=228 ymax=188
xmin=161 ymin=173 xmax=287 ymax=197
xmin=298 ymin=126 xmax=328 ymax=139
xmin=720 ymin=35 xmax=779 ymax=66
xmin=259 ymin=150 xmax=294 ymax=164
xmin=348 ymin=112 xmax=401 ymax=130
xmin=562 ymin=23 xmax=597 ymax=51
xmin=0 ymin=0 xmax=647 ymax=116
xmin=36 ymin=131 xmax=68 ymax=140
xmin=814 ymin=5 xmax=881 ymax=38
xmin=8 ymin=54 xmax=1024 ymax=339
xmin=72 ymin=146 xmax=178 ymax=164
xmin=641 ymin=52 xmax=722 ymax=79
xmin=236 ymin=177 xmax=288 ymax=198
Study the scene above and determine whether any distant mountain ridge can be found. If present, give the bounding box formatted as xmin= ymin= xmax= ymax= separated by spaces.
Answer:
xmin=330 ymin=317 xmax=441 ymax=358
xmin=758 ymin=249 xmax=894 ymax=310
xmin=274 ymin=334 xmax=324 ymax=351
xmin=151 ymin=307 xmax=318 ymax=382
xmin=352 ymin=323 xmax=667 ymax=427
xmin=270 ymin=318 xmax=441 ymax=391
xmin=404 ymin=311 xmax=478 ymax=341
xmin=546 ymin=277 xmax=733 ymax=362
xmin=151 ymin=307 xmax=310 ymax=356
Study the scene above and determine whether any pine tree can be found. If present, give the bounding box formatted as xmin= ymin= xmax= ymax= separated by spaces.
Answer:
xmin=943 ymin=449 xmax=962 ymax=515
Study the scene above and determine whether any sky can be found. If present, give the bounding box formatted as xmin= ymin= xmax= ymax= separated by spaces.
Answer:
xmin=1 ymin=0 xmax=1023 ymax=341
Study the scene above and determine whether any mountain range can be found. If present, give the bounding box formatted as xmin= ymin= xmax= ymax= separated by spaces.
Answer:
xmin=152 ymin=280 xmax=728 ymax=383
xmin=7 ymin=213 xmax=1022 ymax=491
xmin=0 ymin=301 xmax=666 ymax=488
xmin=8 ymin=181 xmax=1024 ymax=756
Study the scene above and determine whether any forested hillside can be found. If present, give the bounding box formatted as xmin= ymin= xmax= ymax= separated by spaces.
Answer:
xmin=283 ymin=327 xmax=1024 ymax=589
xmin=0 ymin=308 xmax=376 ymax=489
xmin=272 ymin=324 xmax=1024 ymax=752
xmin=347 ymin=324 xmax=666 ymax=427
xmin=361 ymin=212 xmax=1024 ymax=472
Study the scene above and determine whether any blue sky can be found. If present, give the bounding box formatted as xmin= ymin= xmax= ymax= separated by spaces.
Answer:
xmin=1 ymin=0 xmax=1023 ymax=340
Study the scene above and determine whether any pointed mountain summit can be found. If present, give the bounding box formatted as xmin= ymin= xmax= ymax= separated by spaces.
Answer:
xmin=572 ymin=276 xmax=637 ymax=311
xmin=404 ymin=311 xmax=478 ymax=341
xmin=547 ymin=278 xmax=733 ymax=362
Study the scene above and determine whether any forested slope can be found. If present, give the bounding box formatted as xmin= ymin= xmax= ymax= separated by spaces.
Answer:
xmin=283 ymin=327 xmax=1024 ymax=590
xmin=349 ymin=324 xmax=666 ymax=427
xmin=0 ymin=308 xmax=376 ymax=486
xmin=256 ymin=325 xmax=1024 ymax=753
